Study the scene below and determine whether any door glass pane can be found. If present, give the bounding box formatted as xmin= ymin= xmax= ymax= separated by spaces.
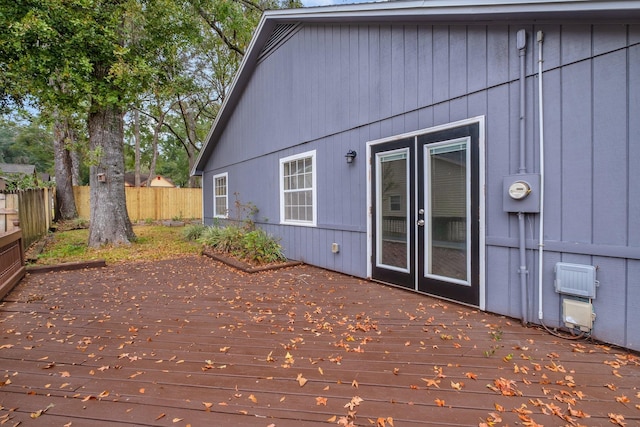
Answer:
xmin=377 ymin=151 xmax=408 ymax=271
xmin=427 ymin=141 xmax=468 ymax=283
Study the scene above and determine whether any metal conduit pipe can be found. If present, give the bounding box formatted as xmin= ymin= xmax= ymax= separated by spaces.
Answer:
xmin=517 ymin=29 xmax=528 ymax=326
xmin=537 ymin=30 xmax=545 ymax=322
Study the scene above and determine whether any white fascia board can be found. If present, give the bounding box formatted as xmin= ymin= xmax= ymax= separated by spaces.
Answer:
xmin=264 ymin=0 xmax=640 ymax=22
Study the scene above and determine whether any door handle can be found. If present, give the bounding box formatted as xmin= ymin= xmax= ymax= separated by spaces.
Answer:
xmin=417 ymin=219 xmax=425 ymax=226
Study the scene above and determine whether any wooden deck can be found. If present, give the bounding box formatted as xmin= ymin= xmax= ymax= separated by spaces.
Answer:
xmin=0 ymin=256 xmax=638 ymax=426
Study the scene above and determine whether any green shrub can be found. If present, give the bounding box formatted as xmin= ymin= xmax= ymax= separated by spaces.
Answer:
xmin=183 ymin=224 xmax=206 ymax=241
xmin=199 ymin=225 xmax=223 ymax=247
xmin=200 ymin=225 xmax=286 ymax=265
xmin=199 ymin=225 xmax=243 ymax=254
xmin=242 ymin=229 xmax=286 ymax=264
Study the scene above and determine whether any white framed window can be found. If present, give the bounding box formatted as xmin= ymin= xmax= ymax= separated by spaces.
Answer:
xmin=279 ymin=150 xmax=316 ymax=226
xmin=389 ymin=195 xmax=402 ymax=212
xmin=213 ymin=172 xmax=228 ymax=218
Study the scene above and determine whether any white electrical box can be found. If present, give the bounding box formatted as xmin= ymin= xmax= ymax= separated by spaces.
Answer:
xmin=563 ymin=299 xmax=595 ymax=332
xmin=554 ymin=262 xmax=598 ymax=298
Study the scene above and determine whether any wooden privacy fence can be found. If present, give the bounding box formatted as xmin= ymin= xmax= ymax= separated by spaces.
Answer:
xmin=73 ymin=186 xmax=202 ymax=222
xmin=0 ymin=188 xmax=54 ymax=249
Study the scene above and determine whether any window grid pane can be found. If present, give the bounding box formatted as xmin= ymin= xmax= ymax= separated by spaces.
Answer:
xmin=283 ymin=156 xmax=314 ymax=223
xmin=214 ymin=175 xmax=227 ymax=217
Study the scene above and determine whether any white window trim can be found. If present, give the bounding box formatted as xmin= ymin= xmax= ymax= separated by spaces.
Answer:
xmin=279 ymin=150 xmax=317 ymax=227
xmin=213 ymin=172 xmax=228 ymax=219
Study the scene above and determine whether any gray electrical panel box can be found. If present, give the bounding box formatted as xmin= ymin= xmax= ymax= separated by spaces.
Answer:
xmin=502 ymin=174 xmax=541 ymax=213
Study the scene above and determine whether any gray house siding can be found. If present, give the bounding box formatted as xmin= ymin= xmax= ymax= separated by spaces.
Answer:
xmin=200 ymin=21 xmax=640 ymax=350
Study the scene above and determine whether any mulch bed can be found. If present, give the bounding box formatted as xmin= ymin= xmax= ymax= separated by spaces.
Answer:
xmin=201 ymin=248 xmax=302 ymax=273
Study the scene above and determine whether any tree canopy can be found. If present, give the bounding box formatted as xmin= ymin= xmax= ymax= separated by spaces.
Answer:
xmin=1 ymin=0 xmax=300 ymax=245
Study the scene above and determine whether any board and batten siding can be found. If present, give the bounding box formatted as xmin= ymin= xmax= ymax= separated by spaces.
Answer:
xmin=202 ymin=22 xmax=640 ymax=350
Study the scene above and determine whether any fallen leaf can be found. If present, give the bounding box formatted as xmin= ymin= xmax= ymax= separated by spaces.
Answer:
xmin=248 ymin=394 xmax=258 ymax=403
xmin=203 ymin=402 xmax=213 ymax=412
xmin=450 ymin=381 xmax=463 ymax=390
xmin=30 ymin=403 xmax=54 ymax=419
xmin=488 ymin=377 xmax=521 ymax=396
xmin=155 ymin=413 xmax=166 ymax=420
xmin=172 ymin=418 xmax=183 ymax=423
xmin=421 ymin=378 xmax=440 ymax=388
xmin=615 ymin=395 xmax=630 ymax=404
xmin=344 ymin=396 xmax=363 ymax=410
xmin=316 ymin=396 xmax=328 ymax=406
xmin=435 ymin=398 xmax=446 ymax=407
xmin=465 ymin=372 xmax=477 ymax=380
xmin=487 ymin=412 xmax=502 ymax=423
xmin=296 ymin=373 xmax=307 ymax=387
xmin=608 ymin=413 xmax=626 ymax=426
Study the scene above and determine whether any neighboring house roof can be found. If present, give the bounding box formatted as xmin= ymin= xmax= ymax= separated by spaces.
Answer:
xmin=124 ymin=172 xmax=147 ymax=186
xmin=142 ymin=175 xmax=175 ymax=188
xmin=0 ymin=163 xmax=36 ymax=175
xmin=191 ymin=0 xmax=640 ymax=176
xmin=124 ymin=172 xmax=175 ymax=187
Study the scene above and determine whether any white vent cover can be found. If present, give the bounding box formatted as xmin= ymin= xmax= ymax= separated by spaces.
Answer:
xmin=554 ymin=262 xmax=598 ymax=298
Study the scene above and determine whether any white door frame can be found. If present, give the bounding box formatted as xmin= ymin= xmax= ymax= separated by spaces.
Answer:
xmin=366 ymin=116 xmax=486 ymax=310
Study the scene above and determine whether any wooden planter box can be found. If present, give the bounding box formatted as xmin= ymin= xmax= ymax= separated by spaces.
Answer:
xmin=0 ymin=229 xmax=25 ymax=300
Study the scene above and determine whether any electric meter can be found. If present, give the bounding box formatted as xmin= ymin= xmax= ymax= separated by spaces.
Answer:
xmin=508 ymin=180 xmax=531 ymax=200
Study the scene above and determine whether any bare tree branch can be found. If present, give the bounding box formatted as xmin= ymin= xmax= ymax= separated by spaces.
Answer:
xmin=194 ymin=6 xmax=245 ymax=56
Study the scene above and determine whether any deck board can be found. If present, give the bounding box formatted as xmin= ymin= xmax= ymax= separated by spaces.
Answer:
xmin=1 ymin=256 xmax=638 ymax=426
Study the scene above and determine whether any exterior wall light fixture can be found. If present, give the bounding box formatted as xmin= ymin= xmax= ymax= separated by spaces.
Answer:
xmin=345 ymin=150 xmax=357 ymax=164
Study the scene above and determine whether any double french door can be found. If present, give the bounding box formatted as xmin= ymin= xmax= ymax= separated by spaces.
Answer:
xmin=371 ymin=123 xmax=480 ymax=307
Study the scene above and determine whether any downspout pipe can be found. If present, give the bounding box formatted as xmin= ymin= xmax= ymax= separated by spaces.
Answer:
xmin=517 ymin=29 xmax=528 ymax=325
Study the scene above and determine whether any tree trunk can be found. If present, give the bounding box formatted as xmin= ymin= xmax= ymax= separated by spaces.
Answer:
xmin=53 ymin=114 xmax=78 ymax=220
xmin=70 ymin=144 xmax=81 ymax=186
xmin=146 ymin=119 xmax=161 ymax=187
xmin=180 ymin=100 xmax=201 ymax=188
xmin=133 ymin=108 xmax=141 ymax=187
xmin=146 ymin=105 xmax=165 ymax=188
xmin=87 ymin=104 xmax=135 ymax=247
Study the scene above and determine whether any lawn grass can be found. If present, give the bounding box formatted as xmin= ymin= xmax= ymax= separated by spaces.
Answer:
xmin=33 ymin=225 xmax=201 ymax=265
